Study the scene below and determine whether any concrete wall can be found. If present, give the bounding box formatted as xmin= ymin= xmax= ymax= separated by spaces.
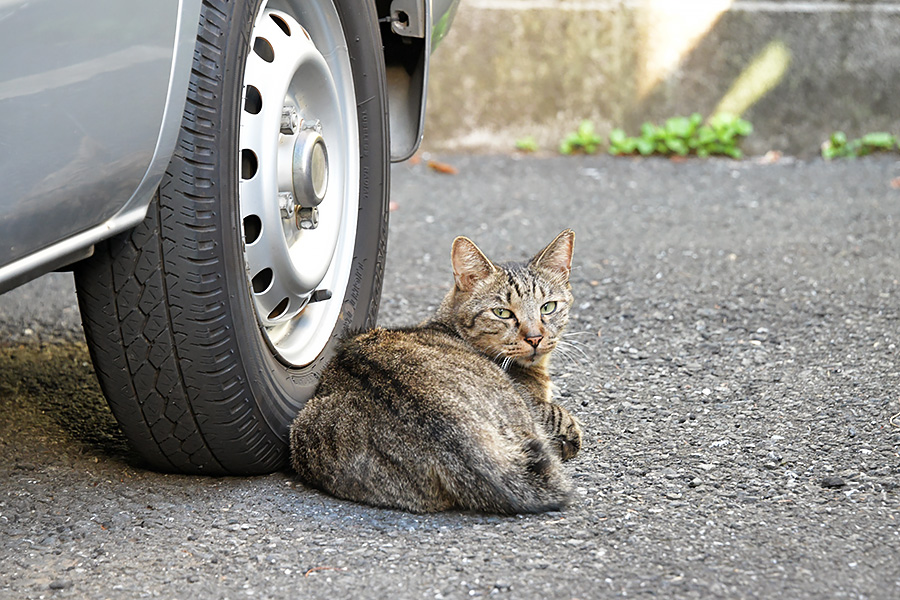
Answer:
xmin=422 ymin=0 xmax=900 ymax=156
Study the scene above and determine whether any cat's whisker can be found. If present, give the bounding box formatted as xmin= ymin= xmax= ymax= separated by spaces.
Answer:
xmin=491 ymin=350 xmax=511 ymax=372
xmin=551 ymin=349 xmax=579 ymax=368
xmin=559 ymin=331 xmax=591 ymax=344
xmin=558 ymin=348 xmax=589 ymax=364
xmin=561 ymin=335 xmax=592 ymax=347
xmin=556 ymin=346 xmax=585 ymax=366
xmin=486 ymin=345 xmax=515 ymax=372
xmin=561 ymin=334 xmax=590 ymax=342
xmin=548 ymin=341 xmax=576 ymax=362
xmin=559 ymin=343 xmax=591 ymax=362
xmin=554 ymin=341 xmax=578 ymax=354
xmin=559 ymin=342 xmax=591 ymax=357
xmin=556 ymin=340 xmax=591 ymax=364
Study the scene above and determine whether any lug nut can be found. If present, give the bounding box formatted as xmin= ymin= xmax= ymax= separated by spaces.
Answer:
xmin=281 ymin=106 xmax=299 ymax=135
xmin=297 ymin=207 xmax=319 ymax=230
xmin=278 ymin=191 xmax=296 ymax=219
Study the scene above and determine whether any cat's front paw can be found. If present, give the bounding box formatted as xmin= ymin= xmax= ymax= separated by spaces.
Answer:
xmin=534 ymin=401 xmax=583 ymax=461
xmin=551 ymin=407 xmax=582 ymax=461
xmin=556 ymin=422 xmax=582 ymax=461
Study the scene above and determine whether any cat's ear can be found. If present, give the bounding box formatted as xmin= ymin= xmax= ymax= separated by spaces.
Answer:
xmin=451 ymin=236 xmax=496 ymax=292
xmin=531 ymin=229 xmax=575 ymax=280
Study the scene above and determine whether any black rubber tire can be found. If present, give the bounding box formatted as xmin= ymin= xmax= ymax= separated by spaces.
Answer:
xmin=73 ymin=0 xmax=389 ymax=475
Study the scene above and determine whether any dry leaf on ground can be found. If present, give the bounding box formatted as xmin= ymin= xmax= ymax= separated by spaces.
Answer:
xmin=427 ymin=160 xmax=459 ymax=175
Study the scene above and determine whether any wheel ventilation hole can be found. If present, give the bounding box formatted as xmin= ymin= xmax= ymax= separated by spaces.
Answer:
xmin=270 ymin=14 xmax=291 ymax=36
xmin=243 ymin=215 xmax=262 ymax=244
xmin=251 ymin=268 xmax=273 ymax=294
xmin=268 ymin=297 xmax=290 ymax=320
xmin=253 ymin=37 xmax=274 ymax=63
xmin=241 ymin=149 xmax=258 ymax=180
xmin=244 ymin=85 xmax=262 ymax=114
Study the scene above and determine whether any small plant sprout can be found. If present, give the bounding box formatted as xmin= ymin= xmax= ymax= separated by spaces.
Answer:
xmin=821 ymin=131 xmax=898 ymax=159
xmin=559 ymin=120 xmax=604 ymax=155
xmin=515 ymin=136 xmax=539 ymax=153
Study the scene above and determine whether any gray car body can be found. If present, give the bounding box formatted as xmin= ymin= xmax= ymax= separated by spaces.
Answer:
xmin=0 ymin=0 xmax=458 ymax=294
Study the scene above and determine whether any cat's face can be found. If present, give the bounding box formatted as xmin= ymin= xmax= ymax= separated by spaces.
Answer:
xmin=447 ymin=230 xmax=574 ymax=369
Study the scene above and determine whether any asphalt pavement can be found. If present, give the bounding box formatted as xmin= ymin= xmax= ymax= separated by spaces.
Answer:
xmin=1 ymin=154 xmax=899 ymax=599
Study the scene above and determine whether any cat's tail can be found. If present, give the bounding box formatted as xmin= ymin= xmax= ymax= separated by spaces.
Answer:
xmin=440 ymin=434 xmax=574 ymax=514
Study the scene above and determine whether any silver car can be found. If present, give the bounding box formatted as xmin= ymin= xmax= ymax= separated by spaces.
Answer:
xmin=0 ymin=0 xmax=459 ymax=474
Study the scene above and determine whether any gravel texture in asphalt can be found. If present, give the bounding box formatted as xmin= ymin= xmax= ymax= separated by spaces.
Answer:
xmin=1 ymin=155 xmax=898 ymax=599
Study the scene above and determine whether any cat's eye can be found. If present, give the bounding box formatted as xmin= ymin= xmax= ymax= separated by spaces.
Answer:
xmin=492 ymin=307 xmax=514 ymax=319
xmin=540 ymin=301 xmax=558 ymax=315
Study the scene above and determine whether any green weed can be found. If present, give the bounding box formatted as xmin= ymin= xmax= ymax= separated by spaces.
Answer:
xmin=515 ymin=135 xmax=539 ymax=153
xmin=559 ymin=121 xmax=604 ymax=155
xmin=821 ymin=131 xmax=897 ymax=159
xmin=608 ymin=113 xmax=753 ymax=159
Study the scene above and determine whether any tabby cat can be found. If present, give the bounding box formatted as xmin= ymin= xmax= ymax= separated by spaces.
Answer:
xmin=290 ymin=230 xmax=583 ymax=514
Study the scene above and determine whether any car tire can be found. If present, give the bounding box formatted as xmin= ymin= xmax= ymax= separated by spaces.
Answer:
xmin=73 ymin=0 xmax=389 ymax=475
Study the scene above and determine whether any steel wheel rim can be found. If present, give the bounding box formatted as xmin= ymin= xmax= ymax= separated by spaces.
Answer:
xmin=238 ymin=0 xmax=359 ymax=367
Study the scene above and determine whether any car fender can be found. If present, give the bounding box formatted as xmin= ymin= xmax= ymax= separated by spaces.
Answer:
xmin=0 ymin=0 xmax=203 ymax=293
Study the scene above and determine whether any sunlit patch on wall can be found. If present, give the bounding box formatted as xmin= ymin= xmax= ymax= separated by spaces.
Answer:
xmin=713 ymin=39 xmax=792 ymax=118
xmin=636 ymin=0 xmax=734 ymax=99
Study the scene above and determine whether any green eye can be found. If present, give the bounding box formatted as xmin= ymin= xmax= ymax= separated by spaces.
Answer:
xmin=492 ymin=308 xmax=514 ymax=319
xmin=540 ymin=301 xmax=558 ymax=315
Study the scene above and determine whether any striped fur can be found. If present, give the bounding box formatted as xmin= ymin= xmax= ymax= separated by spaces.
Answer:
xmin=290 ymin=230 xmax=583 ymax=513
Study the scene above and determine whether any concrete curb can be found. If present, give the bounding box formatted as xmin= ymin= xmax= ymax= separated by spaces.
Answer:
xmin=423 ymin=0 xmax=900 ymax=156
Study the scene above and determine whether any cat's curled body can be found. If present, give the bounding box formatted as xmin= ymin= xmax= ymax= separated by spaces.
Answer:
xmin=290 ymin=230 xmax=582 ymax=514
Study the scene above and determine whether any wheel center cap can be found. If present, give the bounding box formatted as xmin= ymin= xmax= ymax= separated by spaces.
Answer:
xmin=293 ymin=130 xmax=329 ymax=207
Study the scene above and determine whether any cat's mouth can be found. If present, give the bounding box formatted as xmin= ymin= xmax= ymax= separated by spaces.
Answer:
xmin=490 ymin=340 xmax=554 ymax=367
xmin=513 ymin=344 xmax=550 ymax=364
xmin=518 ymin=353 xmax=540 ymax=365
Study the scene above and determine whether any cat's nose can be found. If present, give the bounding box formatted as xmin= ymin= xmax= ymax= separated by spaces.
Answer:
xmin=524 ymin=334 xmax=543 ymax=348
